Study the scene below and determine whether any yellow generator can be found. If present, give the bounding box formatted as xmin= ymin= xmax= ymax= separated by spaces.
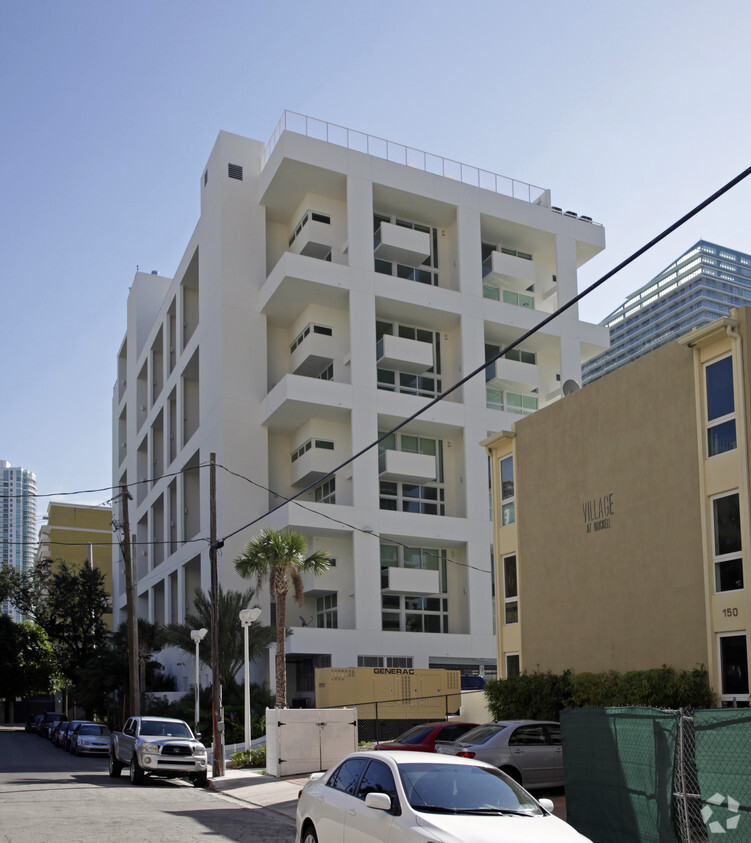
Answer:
xmin=315 ymin=667 xmax=461 ymax=721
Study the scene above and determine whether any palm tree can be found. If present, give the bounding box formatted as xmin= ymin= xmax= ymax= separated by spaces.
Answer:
xmin=234 ymin=528 xmax=330 ymax=707
xmin=164 ymin=585 xmax=274 ymax=691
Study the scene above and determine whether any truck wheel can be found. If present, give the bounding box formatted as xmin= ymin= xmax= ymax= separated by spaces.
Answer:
xmin=108 ymin=753 xmax=123 ymax=778
xmin=192 ymin=772 xmax=208 ymax=788
xmin=129 ymin=756 xmax=145 ymax=785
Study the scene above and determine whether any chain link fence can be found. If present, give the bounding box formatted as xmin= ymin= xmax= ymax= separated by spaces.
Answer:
xmin=322 ymin=689 xmax=488 ymax=744
xmin=562 ymin=707 xmax=751 ymax=843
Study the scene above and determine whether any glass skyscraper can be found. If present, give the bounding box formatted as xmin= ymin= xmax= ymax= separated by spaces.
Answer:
xmin=583 ymin=241 xmax=751 ymax=384
xmin=1 ymin=460 xmax=37 ymax=621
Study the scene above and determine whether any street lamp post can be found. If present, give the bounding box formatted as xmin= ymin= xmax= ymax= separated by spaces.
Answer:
xmin=239 ymin=607 xmax=262 ymax=752
xmin=190 ymin=628 xmax=208 ymax=732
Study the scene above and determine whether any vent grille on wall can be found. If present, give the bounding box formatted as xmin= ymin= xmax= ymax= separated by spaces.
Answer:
xmin=228 ymin=163 xmax=243 ymax=180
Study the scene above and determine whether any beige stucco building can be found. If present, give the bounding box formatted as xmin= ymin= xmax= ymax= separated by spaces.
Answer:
xmin=484 ymin=308 xmax=751 ymax=706
xmin=36 ymin=502 xmax=114 ymax=629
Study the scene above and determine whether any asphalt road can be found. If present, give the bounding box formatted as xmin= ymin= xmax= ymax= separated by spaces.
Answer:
xmin=0 ymin=727 xmax=295 ymax=843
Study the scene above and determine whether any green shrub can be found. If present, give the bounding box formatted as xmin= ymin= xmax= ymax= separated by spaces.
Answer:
xmin=230 ymin=745 xmax=266 ymax=768
xmin=485 ymin=665 xmax=714 ymax=720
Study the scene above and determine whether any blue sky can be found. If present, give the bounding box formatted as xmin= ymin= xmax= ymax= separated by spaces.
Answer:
xmin=2 ymin=0 xmax=751 ymax=518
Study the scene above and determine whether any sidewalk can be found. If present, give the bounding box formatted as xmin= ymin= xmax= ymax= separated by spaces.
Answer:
xmin=208 ymin=767 xmax=310 ymax=820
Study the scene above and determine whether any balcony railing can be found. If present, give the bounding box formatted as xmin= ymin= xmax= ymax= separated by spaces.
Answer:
xmin=265 ymin=111 xmax=550 ymax=205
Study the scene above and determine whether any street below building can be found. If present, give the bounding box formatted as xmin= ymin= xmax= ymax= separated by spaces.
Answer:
xmin=0 ymin=727 xmax=295 ymax=842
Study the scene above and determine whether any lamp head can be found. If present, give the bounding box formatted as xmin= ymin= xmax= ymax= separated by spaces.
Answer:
xmin=239 ymin=607 xmax=262 ymax=626
xmin=190 ymin=627 xmax=208 ymax=643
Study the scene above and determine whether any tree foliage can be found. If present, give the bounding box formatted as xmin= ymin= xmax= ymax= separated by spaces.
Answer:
xmin=0 ymin=615 xmax=57 ymax=699
xmin=234 ymin=528 xmax=330 ymax=708
xmin=484 ymin=666 xmax=715 ymax=721
xmin=76 ymin=619 xmax=174 ymax=721
xmin=40 ymin=562 xmax=110 ymax=685
xmin=164 ymin=585 xmax=275 ymax=692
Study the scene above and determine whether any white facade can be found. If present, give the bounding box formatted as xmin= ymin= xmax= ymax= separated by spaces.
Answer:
xmin=1 ymin=459 xmax=37 ymax=622
xmin=112 ymin=112 xmax=608 ymax=702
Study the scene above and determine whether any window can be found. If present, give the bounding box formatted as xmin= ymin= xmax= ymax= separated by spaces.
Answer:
xmin=358 ymin=655 xmax=413 ymax=668
xmin=713 ymin=492 xmax=743 ymax=592
xmin=288 ymin=210 xmax=331 ymax=248
xmin=379 ymin=433 xmax=444 ymax=515
xmin=314 ymin=477 xmax=335 ymax=504
xmin=318 ymin=363 xmax=333 ymax=381
xmin=290 ymin=323 xmax=333 ymax=354
xmin=380 ymin=544 xmax=448 ymax=633
xmin=316 ymin=593 xmax=338 ymax=628
xmin=500 ymin=456 xmax=515 ymax=526
xmin=327 ymin=758 xmax=368 ymax=795
xmin=506 ymin=654 xmax=520 ymax=678
xmin=719 ymin=634 xmax=749 ymax=704
xmin=356 ymin=760 xmax=398 ymax=808
xmin=509 ymin=725 xmax=546 ymax=746
xmin=705 ymin=355 xmax=736 ymax=456
xmin=373 ymin=212 xmax=439 ymax=285
xmin=376 ymin=320 xmax=441 ymax=397
xmin=503 ymin=554 xmax=518 ymax=624
xmin=291 ymin=438 xmax=335 ymax=463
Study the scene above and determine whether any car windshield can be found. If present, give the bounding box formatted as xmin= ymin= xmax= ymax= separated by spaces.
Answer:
xmin=140 ymin=720 xmax=193 ymax=738
xmin=458 ymin=723 xmax=508 ymax=745
xmin=79 ymin=724 xmax=110 ymax=736
xmin=389 ymin=725 xmax=433 ymax=744
xmin=399 ymin=762 xmax=543 ymax=815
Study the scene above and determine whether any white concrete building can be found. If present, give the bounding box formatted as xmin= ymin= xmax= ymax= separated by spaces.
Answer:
xmin=112 ymin=111 xmax=608 ymax=702
xmin=1 ymin=460 xmax=37 ymax=622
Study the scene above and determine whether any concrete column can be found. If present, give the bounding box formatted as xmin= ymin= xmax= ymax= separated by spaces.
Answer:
xmin=346 ymin=177 xmax=374 ymax=271
xmin=351 ymin=529 xmax=382 ymax=632
xmin=456 ymin=205 xmax=482 ymax=297
xmin=177 ymin=564 xmax=186 ymax=624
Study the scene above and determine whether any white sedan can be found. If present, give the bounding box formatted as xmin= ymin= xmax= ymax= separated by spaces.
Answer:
xmin=296 ymin=750 xmax=592 ymax=843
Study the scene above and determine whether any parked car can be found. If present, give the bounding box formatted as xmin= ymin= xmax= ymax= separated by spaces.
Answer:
xmin=296 ymin=750 xmax=591 ymax=843
xmin=435 ymin=720 xmax=564 ymax=790
xmin=71 ymin=723 xmax=111 ymax=755
xmin=52 ymin=721 xmax=70 ymax=747
xmin=374 ymin=721 xmax=478 ymax=753
xmin=29 ymin=714 xmax=45 ymax=735
xmin=64 ymin=720 xmax=94 ymax=752
xmin=40 ymin=712 xmax=65 ymax=738
xmin=109 ymin=716 xmax=208 ymax=787
xmin=49 ymin=720 xmax=68 ymax=745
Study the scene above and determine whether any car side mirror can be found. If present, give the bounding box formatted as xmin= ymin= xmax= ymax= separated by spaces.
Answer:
xmin=538 ymin=798 xmax=554 ymax=813
xmin=365 ymin=792 xmax=392 ymax=811
xmin=195 ymin=732 xmax=201 ymax=740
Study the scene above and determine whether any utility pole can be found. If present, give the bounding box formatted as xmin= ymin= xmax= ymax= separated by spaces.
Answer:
xmin=209 ymin=453 xmax=224 ymax=776
xmin=119 ymin=486 xmax=140 ymax=718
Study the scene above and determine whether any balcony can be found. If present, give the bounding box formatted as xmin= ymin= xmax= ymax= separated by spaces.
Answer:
xmin=485 ymin=358 xmax=540 ymax=391
xmin=378 ymin=449 xmax=436 ymax=483
xmin=376 ymin=335 xmax=433 ymax=374
xmin=288 ymin=211 xmax=333 ymax=260
xmin=482 ymin=250 xmax=536 ymax=292
xmin=381 ymin=566 xmax=440 ymax=595
xmin=374 ymin=222 xmax=431 ymax=267
xmin=300 ymin=566 xmax=333 ymax=595
xmin=290 ymin=325 xmax=334 ymax=377
xmin=291 ymin=439 xmax=337 ymax=487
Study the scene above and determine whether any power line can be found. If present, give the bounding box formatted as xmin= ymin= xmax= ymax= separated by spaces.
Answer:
xmin=216 ymin=463 xmax=493 ymax=576
xmin=0 ymin=463 xmax=209 ymax=501
xmin=217 ymin=163 xmax=751 ymax=547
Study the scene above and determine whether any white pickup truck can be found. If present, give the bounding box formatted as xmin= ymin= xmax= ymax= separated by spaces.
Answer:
xmin=109 ymin=715 xmax=208 ymax=787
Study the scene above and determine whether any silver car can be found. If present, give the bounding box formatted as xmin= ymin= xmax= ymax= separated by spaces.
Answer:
xmin=71 ymin=723 xmax=111 ymax=755
xmin=435 ymin=720 xmax=563 ymax=790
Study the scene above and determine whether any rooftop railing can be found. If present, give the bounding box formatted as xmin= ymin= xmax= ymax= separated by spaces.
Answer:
xmin=264 ymin=110 xmax=550 ymax=206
